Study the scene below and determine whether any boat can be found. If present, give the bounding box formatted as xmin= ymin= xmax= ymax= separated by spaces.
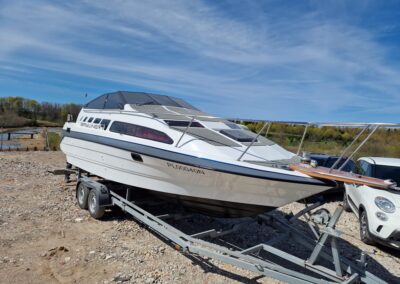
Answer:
xmin=61 ymin=91 xmax=336 ymax=217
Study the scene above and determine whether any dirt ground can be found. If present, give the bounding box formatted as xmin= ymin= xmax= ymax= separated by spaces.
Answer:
xmin=1 ymin=152 xmax=399 ymax=284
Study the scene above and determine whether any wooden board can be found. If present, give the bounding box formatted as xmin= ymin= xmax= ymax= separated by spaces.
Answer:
xmin=289 ymin=163 xmax=395 ymax=189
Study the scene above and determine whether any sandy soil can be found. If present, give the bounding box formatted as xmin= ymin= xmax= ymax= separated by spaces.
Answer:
xmin=0 ymin=152 xmax=399 ymax=284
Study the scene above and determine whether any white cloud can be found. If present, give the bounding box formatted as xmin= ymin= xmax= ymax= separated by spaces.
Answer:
xmin=0 ymin=0 xmax=399 ymax=121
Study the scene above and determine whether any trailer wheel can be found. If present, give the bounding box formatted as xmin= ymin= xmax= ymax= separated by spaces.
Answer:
xmin=76 ymin=183 xmax=89 ymax=209
xmin=88 ymin=190 xmax=105 ymax=219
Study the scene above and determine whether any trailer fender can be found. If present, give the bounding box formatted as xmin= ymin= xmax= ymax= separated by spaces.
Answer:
xmin=77 ymin=178 xmax=111 ymax=207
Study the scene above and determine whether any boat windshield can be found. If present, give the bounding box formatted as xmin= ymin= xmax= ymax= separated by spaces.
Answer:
xmin=374 ymin=165 xmax=400 ymax=185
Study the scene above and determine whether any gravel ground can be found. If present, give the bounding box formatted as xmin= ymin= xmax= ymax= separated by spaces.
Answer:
xmin=0 ymin=152 xmax=399 ymax=283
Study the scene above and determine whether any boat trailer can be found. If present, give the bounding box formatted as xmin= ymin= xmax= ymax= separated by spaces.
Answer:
xmin=54 ymin=169 xmax=387 ymax=284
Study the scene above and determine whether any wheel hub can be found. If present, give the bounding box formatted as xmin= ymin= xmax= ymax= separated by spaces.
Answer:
xmin=78 ymin=187 xmax=84 ymax=203
xmin=89 ymin=194 xmax=96 ymax=213
xmin=361 ymin=214 xmax=367 ymax=236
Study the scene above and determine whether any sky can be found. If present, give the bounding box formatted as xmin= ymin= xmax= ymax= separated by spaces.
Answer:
xmin=0 ymin=0 xmax=399 ymax=122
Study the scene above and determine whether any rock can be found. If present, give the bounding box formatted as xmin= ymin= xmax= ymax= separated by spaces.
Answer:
xmin=105 ymin=254 xmax=113 ymax=260
xmin=158 ymin=247 xmax=166 ymax=254
xmin=74 ymin=217 xmax=83 ymax=223
xmin=113 ymin=274 xmax=132 ymax=282
xmin=64 ymin=257 xmax=71 ymax=262
xmin=89 ymin=250 xmax=95 ymax=255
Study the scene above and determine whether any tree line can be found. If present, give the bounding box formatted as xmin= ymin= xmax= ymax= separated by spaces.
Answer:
xmin=0 ymin=96 xmax=81 ymax=127
xmin=243 ymin=121 xmax=400 ymax=158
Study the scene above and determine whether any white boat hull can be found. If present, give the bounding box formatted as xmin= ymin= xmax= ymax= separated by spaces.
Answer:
xmin=61 ymin=136 xmax=331 ymax=216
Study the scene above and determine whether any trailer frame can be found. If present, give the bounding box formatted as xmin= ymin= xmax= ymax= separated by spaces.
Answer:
xmin=64 ymin=173 xmax=388 ymax=284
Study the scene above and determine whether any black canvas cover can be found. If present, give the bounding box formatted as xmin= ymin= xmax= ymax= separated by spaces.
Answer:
xmin=84 ymin=91 xmax=198 ymax=110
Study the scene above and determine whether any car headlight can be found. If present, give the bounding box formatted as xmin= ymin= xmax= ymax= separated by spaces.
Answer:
xmin=375 ymin=196 xmax=396 ymax=213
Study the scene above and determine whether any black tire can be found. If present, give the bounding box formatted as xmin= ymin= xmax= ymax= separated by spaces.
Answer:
xmin=342 ymin=192 xmax=352 ymax=212
xmin=76 ymin=183 xmax=89 ymax=209
xmin=88 ymin=190 xmax=105 ymax=219
xmin=359 ymin=210 xmax=375 ymax=245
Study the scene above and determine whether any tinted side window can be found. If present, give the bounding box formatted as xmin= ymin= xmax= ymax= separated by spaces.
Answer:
xmin=220 ymin=129 xmax=255 ymax=142
xmin=109 ymin=121 xmax=173 ymax=144
xmin=93 ymin=118 xmax=102 ymax=124
xmin=312 ymin=157 xmax=326 ymax=167
xmin=225 ymin=122 xmax=241 ymax=129
xmin=359 ymin=161 xmax=372 ymax=176
xmin=83 ymin=117 xmax=88 ymax=122
xmin=100 ymin=119 xmax=111 ymax=130
xmin=164 ymin=120 xmax=203 ymax=128
xmin=87 ymin=117 xmax=94 ymax=123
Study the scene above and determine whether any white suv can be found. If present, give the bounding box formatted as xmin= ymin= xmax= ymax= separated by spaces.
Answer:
xmin=344 ymin=157 xmax=400 ymax=249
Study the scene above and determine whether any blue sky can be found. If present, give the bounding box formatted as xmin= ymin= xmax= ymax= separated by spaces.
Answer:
xmin=0 ymin=0 xmax=399 ymax=122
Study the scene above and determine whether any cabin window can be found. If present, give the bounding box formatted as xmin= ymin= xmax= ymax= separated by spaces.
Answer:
xmin=87 ymin=117 xmax=94 ymax=123
xmin=220 ymin=129 xmax=256 ymax=142
xmin=83 ymin=117 xmax=88 ymax=122
xmin=164 ymin=120 xmax=204 ymax=128
xmin=110 ymin=121 xmax=173 ymax=144
xmin=93 ymin=118 xmax=102 ymax=124
xmin=225 ymin=122 xmax=241 ymax=129
xmin=100 ymin=119 xmax=111 ymax=130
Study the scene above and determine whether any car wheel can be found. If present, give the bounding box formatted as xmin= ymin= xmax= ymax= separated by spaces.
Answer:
xmin=342 ymin=192 xmax=352 ymax=212
xmin=359 ymin=210 xmax=375 ymax=245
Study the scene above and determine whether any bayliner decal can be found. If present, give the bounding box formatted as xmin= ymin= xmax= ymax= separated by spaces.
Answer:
xmin=167 ymin=162 xmax=205 ymax=175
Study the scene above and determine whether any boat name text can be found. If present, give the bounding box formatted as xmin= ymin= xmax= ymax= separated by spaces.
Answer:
xmin=167 ymin=162 xmax=205 ymax=175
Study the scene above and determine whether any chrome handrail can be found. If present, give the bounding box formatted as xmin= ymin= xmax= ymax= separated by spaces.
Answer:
xmin=296 ymin=125 xmax=309 ymax=156
xmin=329 ymin=125 xmax=369 ymax=172
xmin=237 ymin=122 xmax=269 ymax=161
xmin=175 ymin=116 xmax=196 ymax=148
xmin=338 ymin=125 xmax=379 ymax=171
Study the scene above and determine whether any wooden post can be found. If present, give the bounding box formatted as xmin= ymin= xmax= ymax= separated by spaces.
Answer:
xmin=45 ymin=128 xmax=50 ymax=151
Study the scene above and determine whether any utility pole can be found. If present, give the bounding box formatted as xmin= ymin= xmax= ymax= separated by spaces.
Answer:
xmin=45 ymin=128 xmax=50 ymax=151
